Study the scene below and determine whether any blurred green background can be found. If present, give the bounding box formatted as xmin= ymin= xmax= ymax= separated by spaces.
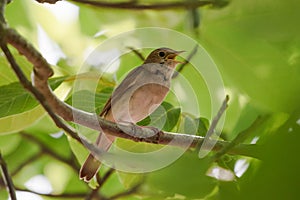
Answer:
xmin=0 ymin=0 xmax=299 ymax=199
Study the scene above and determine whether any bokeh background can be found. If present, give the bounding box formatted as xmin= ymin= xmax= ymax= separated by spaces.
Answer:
xmin=0 ymin=0 xmax=300 ymax=199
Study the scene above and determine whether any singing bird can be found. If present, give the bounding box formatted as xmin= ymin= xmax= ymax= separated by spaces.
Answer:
xmin=80 ymin=47 xmax=184 ymax=182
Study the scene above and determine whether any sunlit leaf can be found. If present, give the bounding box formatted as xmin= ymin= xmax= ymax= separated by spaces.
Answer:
xmin=0 ymin=77 xmax=66 ymax=118
xmin=0 ymin=106 xmax=45 ymax=135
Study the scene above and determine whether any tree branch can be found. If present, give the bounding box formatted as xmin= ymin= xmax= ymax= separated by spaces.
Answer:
xmin=15 ymin=187 xmax=87 ymax=198
xmin=172 ymin=44 xmax=198 ymax=78
xmin=0 ymin=152 xmax=17 ymax=200
xmin=21 ymin=132 xmax=81 ymax=172
xmin=108 ymin=182 xmax=142 ymax=200
xmin=11 ymin=152 xmax=42 ymax=177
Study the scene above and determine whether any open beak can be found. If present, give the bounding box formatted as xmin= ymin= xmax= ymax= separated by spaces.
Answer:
xmin=167 ymin=50 xmax=185 ymax=64
xmin=167 ymin=50 xmax=185 ymax=59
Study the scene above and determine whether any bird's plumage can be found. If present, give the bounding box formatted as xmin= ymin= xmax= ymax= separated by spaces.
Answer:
xmin=79 ymin=47 xmax=183 ymax=182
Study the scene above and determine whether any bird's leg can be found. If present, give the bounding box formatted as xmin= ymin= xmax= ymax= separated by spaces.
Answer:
xmin=117 ymin=121 xmax=161 ymax=142
xmin=117 ymin=121 xmax=142 ymax=141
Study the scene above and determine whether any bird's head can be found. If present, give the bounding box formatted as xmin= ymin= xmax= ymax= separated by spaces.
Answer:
xmin=143 ymin=47 xmax=184 ymax=68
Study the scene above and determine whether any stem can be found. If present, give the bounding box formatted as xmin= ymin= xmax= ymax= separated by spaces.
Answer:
xmin=0 ymin=152 xmax=17 ymax=200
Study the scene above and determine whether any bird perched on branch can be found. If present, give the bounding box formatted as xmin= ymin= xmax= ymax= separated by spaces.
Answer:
xmin=80 ymin=47 xmax=184 ymax=182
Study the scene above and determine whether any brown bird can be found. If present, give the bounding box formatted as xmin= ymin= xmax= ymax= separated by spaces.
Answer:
xmin=79 ymin=47 xmax=184 ymax=182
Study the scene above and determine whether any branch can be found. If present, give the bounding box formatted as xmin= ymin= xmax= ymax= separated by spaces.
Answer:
xmin=0 ymin=152 xmax=17 ymax=200
xmin=1 ymin=37 xmax=82 ymax=143
xmin=99 ymin=168 xmax=115 ymax=186
xmin=11 ymin=152 xmax=42 ymax=176
xmin=37 ymin=0 xmax=216 ymax=10
xmin=108 ymin=183 xmax=142 ymax=200
xmin=15 ymin=187 xmax=87 ymax=198
xmin=172 ymin=44 xmax=198 ymax=78
xmin=21 ymin=132 xmax=80 ymax=172
xmin=127 ymin=46 xmax=145 ymax=61
xmin=213 ymin=116 xmax=266 ymax=160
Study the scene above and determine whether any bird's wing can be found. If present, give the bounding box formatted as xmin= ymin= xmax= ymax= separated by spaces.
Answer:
xmin=99 ymin=66 xmax=143 ymax=117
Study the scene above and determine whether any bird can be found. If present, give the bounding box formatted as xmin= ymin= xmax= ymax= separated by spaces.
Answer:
xmin=79 ymin=47 xmax=184 ymax=182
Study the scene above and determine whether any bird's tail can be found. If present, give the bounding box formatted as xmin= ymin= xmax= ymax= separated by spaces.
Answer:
xmin=79 ymin=154 xmax=101 ymax=182
xmin=79 ymin=132 xmax=115 ymax=182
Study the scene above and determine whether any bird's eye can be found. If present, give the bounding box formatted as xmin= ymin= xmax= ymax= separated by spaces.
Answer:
xmin=158 ymin=51 xmax=165 ymax=57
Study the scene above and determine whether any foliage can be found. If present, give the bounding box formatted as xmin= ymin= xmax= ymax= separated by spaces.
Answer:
xmin=0 ymin=0 xmax=299 ymax=199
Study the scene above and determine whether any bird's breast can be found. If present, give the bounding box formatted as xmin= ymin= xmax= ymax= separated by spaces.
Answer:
xmin=128 ymin=83 xmax=169 ymax=123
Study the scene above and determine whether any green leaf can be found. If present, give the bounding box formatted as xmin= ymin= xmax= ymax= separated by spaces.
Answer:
xmin=146 ymin=152 xmax=216 ymax=199
xmin=197 ymin=117 xmax=210 ymax=137
xmin=201 ymin=0 xmax=300 ymax=112
xmin=137 ymin=101 xmax=181 ymax=132
xmin=0 ymin=76 xmax=66 ymax=118
xmin=178 ymin=113 xmax=199 ymax=135
xmin=117 ymin=171 xmax=144 ymax=189
xmin=0 ymin=134 xmax=22 ymax=155
xmin=6 ymin=0 xmax=33 ymax=29
xmin=240 ymin=111 xmax=300 ymax=200
xmin=66 ymin=87 xmax=113 ymax=113
xmin=0 ymin=106 xmax=45 ymax=135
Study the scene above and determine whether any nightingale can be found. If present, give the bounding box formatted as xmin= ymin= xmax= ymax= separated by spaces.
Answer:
xmin=79 ymin=47 xmax=183 ymax=182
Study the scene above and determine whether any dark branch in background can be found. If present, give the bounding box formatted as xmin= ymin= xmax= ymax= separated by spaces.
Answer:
xmin=108 ymin=183 xmax=142 ymax=200
xmin=15 ymin=187 xmax=87 ymax=198
xmin=21 ymin=132 xmax=80 ymax=172
xmin=127 ymin=46 xmax=145 ymax=61
xmin=85 ymin=169 xmax=115 ymax=199
xmin=197 ymin=95 xmax=229 ymax=151
xmin=128 ymin=45 xmax=198 ymax=79
xmin=0 ymin=152 xmax=17 ymax=200
xmin=98 ymin=168 xmax=115 ymax=186
xmin=37 ymin=0 xmax=218 ymax=10
xmin=172 ymin=44 xmax=198 ymax=78
xmin=11 ymin=152 xmax=42 ymax=177
xmin=213 ymin=116 xmax=266 ymax=160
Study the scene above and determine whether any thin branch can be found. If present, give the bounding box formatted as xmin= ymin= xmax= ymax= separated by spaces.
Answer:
xmin=197 ymin=95 xmax=229 ymax=157
xmin=11 ymin=152 xmax=42 ymax=176
xmin=108 ymin=183 xmax=142 ymax=200
xmin=15 ymin=187 xmax=87 ymax=198
xmin=85 ymin=189 xmax=101 ymax=200
xmin=205 ymin=95 xmax=229 ymax=141
xmin=172 ymin=44 xmax=198 ymax=78
xmin=0 ymin=152 xmax=17 ymax=200
xmin=99 ymin=168 xmax=115 ymax=186
xmin=127 ymin=46 xmax=145 ymax=61
xmin=213 ymin=116 xmax=266 ymax=160
xmin=21 ymin=132 xmax=80 ymax=172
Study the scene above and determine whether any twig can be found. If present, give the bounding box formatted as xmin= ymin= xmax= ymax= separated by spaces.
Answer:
xmin=172 ymin=44 xmax=198 ymax=78
xmin=108 ymin=183 xmax=141 ymax=200
xmin=198 ymin=95 xmax=229 ymax=157
xmin=127 ymin=47 xmax=145 ymax=61
xmin=99 ymin=168 xmax=115 ymax=186
xmin=0 ymin=152 xmax=17 ymax=200
xmin=213 ymin=116 xmax=266 ymax=160
xmin=11 ymin=152 xmax=42 ymax=176
xmin=21 ymin=132 xmax=80 ymax=171
xmin=15 ymin=187 xmax=87 ymax=198
xmin=84 ymin=169 xmax=115 ymax=199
